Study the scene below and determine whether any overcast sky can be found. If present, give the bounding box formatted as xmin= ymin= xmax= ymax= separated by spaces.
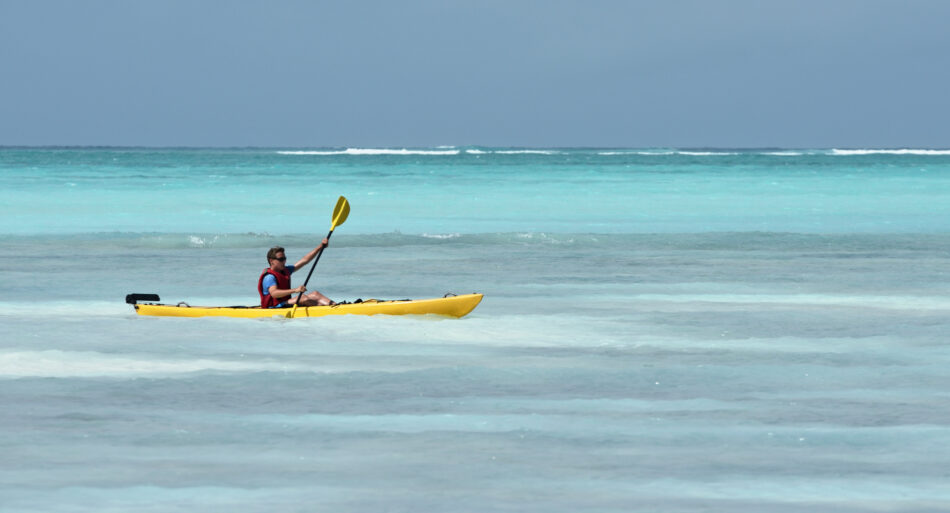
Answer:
xmin=1 ymin=0 xmax=948 ymax=148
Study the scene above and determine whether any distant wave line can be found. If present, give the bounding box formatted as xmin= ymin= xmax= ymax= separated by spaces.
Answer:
xmin=278 ymin=148 xmax=460 ymax=156
xmin=278 ymin=148 xmax=564 ymax=156
xmin=275 ymin=148 xmax=950 ymax=157
xmin=595 ymin=150 xmax=740 ymax=156
xmin=491 ymin=150 xmax=561 ymax=155
xmin=831 ymin=149 xmax=950 ymax=156
xmin=599 ymin=150 xmax=803 ymax=156
xmin=597 ymin=151 xmax=674 ymax=156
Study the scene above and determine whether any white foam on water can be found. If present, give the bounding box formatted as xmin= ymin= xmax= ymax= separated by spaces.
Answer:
xmin=625 ymin=477 xmax=950 ymax=502
xmin=276 ymin=150 xmax=343 ymax=155
xmin=277 ymin=148 xmax=950 ymax=157
xmin=2 ymin=486 xmax=339 ymax=513
xmin=597 ymin=150 xmax=676 ymax=155
xmin=0 ymin=301 xmax=131 ymax=318
xmin=629 ymin=293 xmax=950 ymax=311
xmin=0 ymin=300 xmax=268 ymax=318
xmin=830 ymin=148 xmax=950 ymax=156
xmin=0 ymin=347 xmax=414 ymax=378
xmin=0 ymin=349 xmax=323 ymax=378
xmin=678 ymin=151 xmax=741 ymax=156
xmin=188 ymin=235 xmax=212 ymax=247
xmin=494 ymin=149 xmax=560 ymax=155
xmin=277 ymin=148 xmax=460 ymax=156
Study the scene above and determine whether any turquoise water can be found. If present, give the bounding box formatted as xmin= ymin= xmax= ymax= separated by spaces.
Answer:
xmin=4 ymin=148 xmax=950 ymax=235
xmin=3 ymin=147 xmax=950 ymax=511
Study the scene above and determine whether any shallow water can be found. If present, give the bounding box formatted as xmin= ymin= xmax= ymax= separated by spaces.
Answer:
xmin=2 ymin=148 xmax=950 ymax=511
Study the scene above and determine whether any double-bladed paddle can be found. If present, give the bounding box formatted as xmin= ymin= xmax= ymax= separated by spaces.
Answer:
xmin=288 ymin=196 xmax=350 ymax=318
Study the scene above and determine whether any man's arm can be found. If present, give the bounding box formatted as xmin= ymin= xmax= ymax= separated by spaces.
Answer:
xmin=293 ymin=238 xmax=329 ymax=269
xmin=268 ymin=284 xmax=305 ymax=300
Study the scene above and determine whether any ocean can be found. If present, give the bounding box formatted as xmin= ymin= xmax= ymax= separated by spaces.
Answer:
xmin=2 ymin=147 xmax=950 ymax=512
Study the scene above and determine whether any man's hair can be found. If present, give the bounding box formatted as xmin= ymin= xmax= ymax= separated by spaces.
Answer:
xmin=266 ymin=246 xmax=285 ymax=263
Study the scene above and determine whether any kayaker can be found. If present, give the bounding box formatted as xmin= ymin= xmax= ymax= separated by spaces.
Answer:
xmin=257 ymin=241 xmax=335 ymax=308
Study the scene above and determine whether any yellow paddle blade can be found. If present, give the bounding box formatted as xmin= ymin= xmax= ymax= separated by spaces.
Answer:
xmin=331 ymin=196 xmax=350 ymax=230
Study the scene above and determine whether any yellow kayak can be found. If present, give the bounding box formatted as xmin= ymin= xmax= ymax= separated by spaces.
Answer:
xmin=128 ymin=293 xmax=483 ymax=319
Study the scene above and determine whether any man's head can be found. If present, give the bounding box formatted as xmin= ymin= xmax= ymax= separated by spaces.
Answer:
xmin=267 ymin=246 xmax=287 ymax=268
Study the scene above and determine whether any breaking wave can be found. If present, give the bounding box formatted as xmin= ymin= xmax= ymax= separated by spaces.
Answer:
xmin=830 ymin=149 xmax=950 ymax=156
xmin=272 ymin=148 xmax=950 ymax=158
xmin=278 ymin=148 xmax=460 ymax=156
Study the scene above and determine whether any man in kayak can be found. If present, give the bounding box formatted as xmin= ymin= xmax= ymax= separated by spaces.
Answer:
xmin=258 ymin=241 xmax=335 ymax=308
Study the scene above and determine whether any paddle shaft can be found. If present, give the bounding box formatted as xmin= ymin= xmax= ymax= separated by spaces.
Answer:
xmin=291 ymin=229 xmax=335 ymax=305
xmin=287 ymin=195 xmax=349 ymax=319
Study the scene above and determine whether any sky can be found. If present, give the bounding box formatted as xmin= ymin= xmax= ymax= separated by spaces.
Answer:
xmin=1 ymin=0 xmax=949 ymax=148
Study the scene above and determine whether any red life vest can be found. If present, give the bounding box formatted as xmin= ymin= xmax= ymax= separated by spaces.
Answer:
xmin=258 ymin=268 xmax=292 ymax=308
